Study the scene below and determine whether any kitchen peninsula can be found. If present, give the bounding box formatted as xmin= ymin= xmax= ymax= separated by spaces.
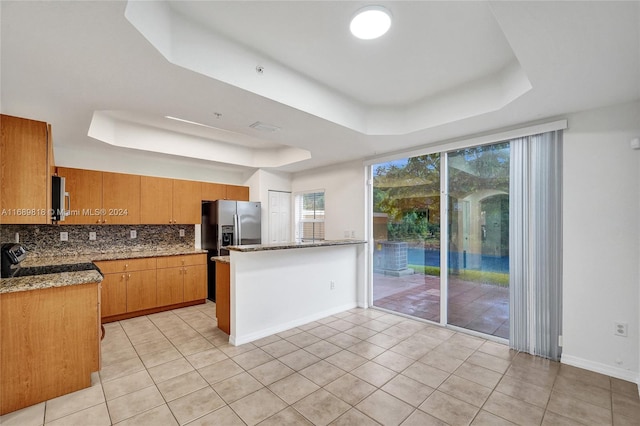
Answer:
xmin=215 ymin=240 xmax=367 ymax=345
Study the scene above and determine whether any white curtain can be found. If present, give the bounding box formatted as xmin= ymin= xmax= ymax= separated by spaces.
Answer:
xmin=509 ymin=130 xmax=563 ymax=360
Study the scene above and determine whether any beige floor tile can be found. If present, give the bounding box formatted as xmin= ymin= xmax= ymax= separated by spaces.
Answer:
xmin=454 ymin=362 xmax=502 ymax=389
xmin=381 ymin=374 xmax=434 ymax=407
xmin=611 ymin=378 xmax=639 ymax=398
xmin=416 ymin=325 xmax=456 ymax=341
xmin=495 ymin=375 xmax=551 ymax=408
xmin=148 ymin=357 xmax=194 ymax=383
xmin=0 ymin=402 xmax=44 ymax=426
xmin=107 ymin=386 xmax=165 ymax=424
xmin=173 ymin=337 xmax=214 ymax=356
xmin=156 ymin=370 xmax=209 ymax=402
xmin=44 ymin=383 xmax=105 ymax=423
xmin=504 ymin=363 xmax=557 ymax=389
xmin=511 ymin=353 xmax=560 ymax=374
xmin=476 ymin=340 xmax=516 ymax=361
xmin=260 ymin=407 xmax=314 ymax=426
xmin=348 ymin=341 xmax=387 ymax=360
xmin=102 ymin=369 xmax=155 ymax=401
xmin=212 ymin=371 xmax=263 ymax=403
xmin=325 ymin=350 xmax=368 ymax=371
xmin=372 ymin=350 xmax=415 ymax=373
xmin=293 ymin=389 xmax=351 ymax=426
xmin=139 ymin=346 xmax=183 ymax=369
xmin=389 ymin=339 xmax=432 ymax=360
xmin=217 ymin=342 xmax=257 ymax=357
xmin=99 ymin=356 xmax=146 ymax=383
xmin=365 ymin=333 xmax=403 ymax=349
xmin=279 ymin=348 xmax=321 ymax=371
xmin=299 ymin=320 xmax=322 ymax=331
xmin=133 ymin=337 xmax=174 ymax=356
xmin=127 ymin=329 xmax=167 ymax=347
xmin=356 ymin=390 xmax=414 ymax=426
xmin=167 ymin=386 xmax=226 ymax=425
xmin=418 ymin=350 xmax=465 ymax=373
xmin=558 ymin=364 xmax=611 ymax=390
xmin=232 ymin=348 xmax=274 ymax=370
xmin=197 ymin=358 xmax=244 ymax=385
xmin=268 ymin=372 xmax=320 ymax=405
xmin=484 ymin=391 xmax=546 ymax=426
xmin=470 ymin=410 xmax=517 ymax=425
xmin=327 ymin=319 xmax=357 ymax=332
xmin=251 ymin=334 xmax=281 ymax=347
xmin=326 ymin=332 xmax=362 ymax=348
xmin=447 ymin=333 xmax=485 ymax=350
xmin=248 ymin=359 xmax=295 ymax=386
xmin=541 ymin=410 xmax=587 ymax=426
xmin=261 ymin=339 xmax=299 ymax=358
xmin=612 ymin=392 xmax=640 ymax=419
xmin=114 ymin=404 xmax=178 ymax=426
xmin=613 ymin=412 xmax=640 ymax=426
xmin=344 ymin=325 xmax=379 ymax=340
xmin=439 ymin=374 xmax=492 ymax=407
xmin=102 ymin=345 xmax=140 ymax=366
xmin=298 ymin=359 xmax=345 ymax=386
xmin=185 ymin=348 xmax=228 ymax=370
xmin=400 ymin=409 xmax=448 ymax=426
xmin=308 ymin=324 xmax=341 ymax=339
xmin=277 ymin=327 xmax=304 ymax=338
xmin=317 ymin=371 xmax=368 ymax=402
xmin=419 ymin=390 xmax=479 ymax=426
xmin=304 ymin=340 xmax=343 ymax=359
xmin=230 ymin=388 xmax=287 ymax=426
xmin=466 ymin=351 xmax=511 ymax=374
xmin=186 ymin=406 xmax=245 ymax=426
xmin=361 ymin=319 xmax=392 ymax=333
xmin=554 ymin=374 xmax=612 ymax=409
xmin=46 ymin=402 xmax=111 ymax=426
xmin=547 ymin=390 xmax=612 ymax=426
xmin=402 ymin=362 xmax=450 ymax=388
xmin=330 ymin=408 xmax=381 ymax=425
xmin=430 ymin=341 xmax=476 ymax=360
xmin=351 ymin=361 xmax=396 ymax=387
xmin=286 ymin=331 xmax=321 ymax=348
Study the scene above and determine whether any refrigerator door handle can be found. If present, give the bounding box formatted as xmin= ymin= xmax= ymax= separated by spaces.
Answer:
xmin=233 ymin=213 xmax=239 ymax=245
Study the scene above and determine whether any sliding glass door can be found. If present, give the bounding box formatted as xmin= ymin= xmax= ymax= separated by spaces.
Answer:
xmin=372 ymin=155 xmax=441 ymax=322
xmin=446 ymin=143 xmax=510 ymax=338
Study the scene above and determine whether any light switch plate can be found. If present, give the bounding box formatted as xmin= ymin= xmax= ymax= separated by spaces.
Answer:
xmin=130 ymin=230 xmax=137 ymax=239
xmin=60 ymin=232 xmax=68 ymax=241
xmin=89 ymin=232 xmax=96 ymax=241
xmin=179 ymin=229 xmax=185 ymax=237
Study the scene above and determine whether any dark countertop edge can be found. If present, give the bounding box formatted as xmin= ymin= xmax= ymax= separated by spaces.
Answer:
xmin=227 ymin=240 xmax=367 ymax=253
xmin=0 ymin=270 xmax=103 ymax=295
xmin=1 ymin=249 xmax=206 ymax=294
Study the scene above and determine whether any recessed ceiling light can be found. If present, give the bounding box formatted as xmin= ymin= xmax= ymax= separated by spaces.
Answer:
xmin=350 ymin=6 xmax=392 ymax=40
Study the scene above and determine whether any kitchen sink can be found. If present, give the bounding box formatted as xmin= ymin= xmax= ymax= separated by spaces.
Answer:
xmin=10 ymin=263 xmax=99 ymax=277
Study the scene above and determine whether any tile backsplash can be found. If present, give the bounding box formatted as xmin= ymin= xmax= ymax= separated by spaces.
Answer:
xmin=0 ymin=225 xmax=195 ymax=257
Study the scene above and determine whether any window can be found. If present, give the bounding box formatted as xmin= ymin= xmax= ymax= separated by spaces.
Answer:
xmin=294 ymin=191 xmax=325 ymax=241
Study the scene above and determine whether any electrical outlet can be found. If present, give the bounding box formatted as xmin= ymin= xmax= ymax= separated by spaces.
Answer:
xmin=89 ymin=232 xmax=96 ymax=241
xmin=614 ymin=322 xmax=628 ymax=337
xmin=351 ymin=230 xmax=356 ymax=239
xmin=330 ymin=280 xmax=335 ymax=290
xmin=179 ymin=229 xmax=185 ymax=237
xmin=130 ymin=230 xmax=137 ymax=239
xmin=60 ymin=232 xmax=68 ymax=241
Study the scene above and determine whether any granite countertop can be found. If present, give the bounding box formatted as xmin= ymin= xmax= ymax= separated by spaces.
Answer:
xmin=211 ymin=256 xmax=230 ymax=264
xmin=0 ymin=248 xmax=207 ymax=295
xmin=226 ymin=239 xmax=367 ymax=252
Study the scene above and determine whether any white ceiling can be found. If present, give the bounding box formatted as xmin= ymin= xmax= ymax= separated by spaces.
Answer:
xmin=1 ymin=1 xmax=639 ymax=174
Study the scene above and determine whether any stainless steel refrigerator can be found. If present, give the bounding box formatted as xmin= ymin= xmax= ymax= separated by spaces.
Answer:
xmin=202 ymin=200 xmax=261 ymax=301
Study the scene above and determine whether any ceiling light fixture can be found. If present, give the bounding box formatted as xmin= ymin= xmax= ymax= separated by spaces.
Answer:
xmin=350 ymin=6 xmax=392 ymax=40
xmin=250 ymin=121 xmax=280 ymax=132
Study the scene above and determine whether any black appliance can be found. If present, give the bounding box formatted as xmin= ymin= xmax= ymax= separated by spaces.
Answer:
xmin=202 ymin=200 xmax=262 ymax=301
xmin=51 ymin=175 xmax=67 ymax=221
xmin=1 ymin=243 xmax=28 ymax=278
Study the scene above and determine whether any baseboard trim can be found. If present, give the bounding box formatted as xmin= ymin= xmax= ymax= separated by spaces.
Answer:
xmin=561 ymin=354 xmax=639 ymax=385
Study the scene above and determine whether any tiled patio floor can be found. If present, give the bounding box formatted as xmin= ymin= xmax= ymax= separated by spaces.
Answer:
xmin=373 ymin=273 xmax=509 ymax=339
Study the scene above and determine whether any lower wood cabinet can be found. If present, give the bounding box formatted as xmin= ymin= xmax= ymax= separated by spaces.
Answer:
xmin=215 ymin=260 xmax=231 ymax=334
xmin=96 ymin=254 xmax=207 ymax=322
xmin=0 ymin=283 xmax=100 ymax=415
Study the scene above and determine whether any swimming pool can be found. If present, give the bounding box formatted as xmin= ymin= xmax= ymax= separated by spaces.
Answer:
xmin=407 ymin=247 xmax=509 ymax=273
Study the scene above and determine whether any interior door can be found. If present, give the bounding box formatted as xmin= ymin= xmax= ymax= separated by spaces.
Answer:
xmin=269 ymin=190 xmax=291 ymax=243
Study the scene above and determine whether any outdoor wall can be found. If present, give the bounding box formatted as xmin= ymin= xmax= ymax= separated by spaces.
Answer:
xmin=562 ymin=100 xmax=640 ymax=384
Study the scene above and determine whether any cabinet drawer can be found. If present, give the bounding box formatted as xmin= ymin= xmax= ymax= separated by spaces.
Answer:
xmin=94 ymin=257 xmax=157 ymax=274
xmin=156 ymin=254 xmax=207 ymax=269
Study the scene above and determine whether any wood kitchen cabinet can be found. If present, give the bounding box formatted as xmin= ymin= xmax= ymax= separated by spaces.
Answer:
xmin=96 ymin=254 xmax=205 ymax=322
xmin=201 ymin=182 xmax=250 ymax=202
xmin=140 ymin=177 xmax=201 ymax=224
xmin=0 ymin=283 xmax=100 ymax=415
xmin=215 ymin=260 xmax=230 ymax=334
xmin=157 ymin=253 xmax=207 ymax=305
xmin=0 ymin=114 xmax=53 ymax=224
xmin=226 ymin=184 xmax=250 ymax=201
xmin=56 ymin=167 xmax=140 ymax=224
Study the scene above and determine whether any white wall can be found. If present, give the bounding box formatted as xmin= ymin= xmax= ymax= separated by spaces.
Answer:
xmin=562 ymin=100 xmax=640 ymax=383
xmin=244 ymin=169 xmax=292 ymax=243
xmin=291 ymin=160 xmax=366 ymax=240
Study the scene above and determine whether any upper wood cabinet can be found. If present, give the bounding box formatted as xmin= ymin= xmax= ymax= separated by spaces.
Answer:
xmin=201 ymin=182 xmax=250 ymax=202
xmin=56 ymin=167 xmax=140 ymax=224
xmin=0 ymin=115 xmax=53 ymax=224
xmin=141 ymin=176 xmax=201 ymax=224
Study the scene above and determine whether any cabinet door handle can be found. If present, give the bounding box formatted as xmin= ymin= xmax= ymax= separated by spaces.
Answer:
xmin=128 ymin=274 xmax=131 ymax=278
xmin=103 ymin=219 xmax=107 ymax=224
xmin=121 ymin=274 xmax=125 ymax=280
xmin=96 ymin=219 xmax=101 ymax=224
